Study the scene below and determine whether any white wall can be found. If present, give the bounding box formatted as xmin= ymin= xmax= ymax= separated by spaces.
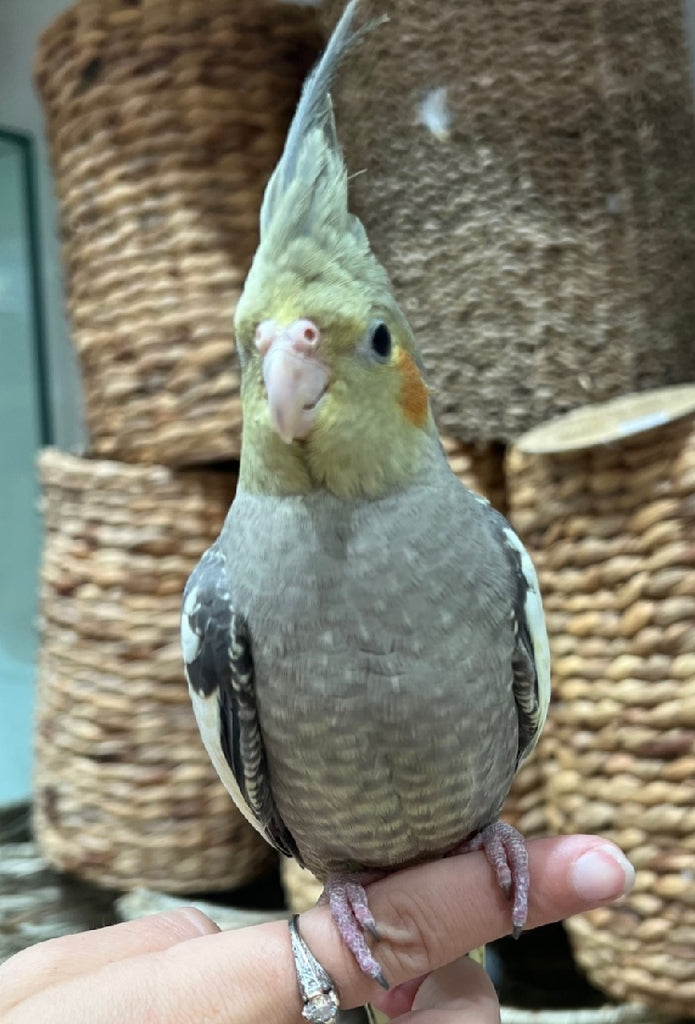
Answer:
xmin=0 ymin=0 xmax=84 ymax=451
xmin=0 ymin=0 xmax=79 ymax=799
xmin=0 ymin=141 xmax=41 ymax=800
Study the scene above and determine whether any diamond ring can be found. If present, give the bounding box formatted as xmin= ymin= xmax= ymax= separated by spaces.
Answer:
xmin=288 ymin=914 xmax=341 ymax=1024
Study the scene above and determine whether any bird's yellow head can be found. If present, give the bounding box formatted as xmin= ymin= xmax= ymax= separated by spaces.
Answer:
xmin=234 ymin=0 xmax=434 ymax=500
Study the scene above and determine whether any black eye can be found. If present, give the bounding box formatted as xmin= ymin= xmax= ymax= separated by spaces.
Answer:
xmin=370 ymin=321 xmax=392 ymax=361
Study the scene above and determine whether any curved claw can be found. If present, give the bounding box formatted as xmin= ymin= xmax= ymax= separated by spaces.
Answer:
xmin=374 ymin=969 xmax=389 ymax=991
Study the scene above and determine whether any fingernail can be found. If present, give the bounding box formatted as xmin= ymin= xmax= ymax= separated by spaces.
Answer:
xmin=571 ymin=844 xmax=635 ymax=902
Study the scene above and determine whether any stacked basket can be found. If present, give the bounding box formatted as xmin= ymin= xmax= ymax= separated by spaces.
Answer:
xmin=320 ymin=0 xmax=695 ymax=443
xmin=506 ymin=387 xmax=695 ymax=1018
xmin=34 ymin=451 xmax=274 ymax=891
xmin=36 ymin=0 xmax=322 ymax=466
xmin=33 ymin=0 xmax=321 ymax=894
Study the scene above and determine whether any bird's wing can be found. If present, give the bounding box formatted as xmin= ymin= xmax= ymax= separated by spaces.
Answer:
xmin=181 ymin=546 xmax=301 ymax=860
xmin=489 ymin=509 xmax=551 ymax=767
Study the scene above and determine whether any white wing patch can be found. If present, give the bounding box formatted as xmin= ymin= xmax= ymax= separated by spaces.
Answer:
xmin=181 ymin=587 xmax=202 ymax=664
xmin=187 ymin=683 xmax=266 ymax=838
xmin=503 ymin=525 xmax=551 ymax=750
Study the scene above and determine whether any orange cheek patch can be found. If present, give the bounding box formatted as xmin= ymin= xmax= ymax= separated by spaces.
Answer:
xmin=396 ymin=349 xmax=429 ymax=427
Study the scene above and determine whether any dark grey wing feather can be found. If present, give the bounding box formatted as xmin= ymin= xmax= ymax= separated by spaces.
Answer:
xmin=182 ymin=546 xmax=301 ymax=861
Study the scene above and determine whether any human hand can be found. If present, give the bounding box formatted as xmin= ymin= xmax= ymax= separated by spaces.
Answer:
xmin=0 ymin=834 xmax=634 ymax=1024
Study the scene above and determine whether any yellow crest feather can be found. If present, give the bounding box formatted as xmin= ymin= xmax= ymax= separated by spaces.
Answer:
xmin=254 ymin=0 xmax=385 ymax=279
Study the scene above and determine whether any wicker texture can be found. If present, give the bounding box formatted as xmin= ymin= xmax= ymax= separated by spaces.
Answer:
xmin=35 ymin=0 xmax=320 ymax=465
xmin=35 ymin=448 xmax=274 ymax=892
xmin=506 ymin=387 xmax=695 ymax=1017
xmin=441 ymin=436 xmax=507 ymax=514
xmin=322 ymin=0 xmax=695 ymax=443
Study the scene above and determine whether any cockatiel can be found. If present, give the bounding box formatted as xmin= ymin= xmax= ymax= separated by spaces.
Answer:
xmin=181 ymin=0 xmax=550 ymax=986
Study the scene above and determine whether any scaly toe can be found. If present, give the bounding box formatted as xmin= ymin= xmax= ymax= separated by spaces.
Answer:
xmin=324 ymin=874 xmax=389 ymax=987
xmin=459 ymin=821 xmax=530 ymax=933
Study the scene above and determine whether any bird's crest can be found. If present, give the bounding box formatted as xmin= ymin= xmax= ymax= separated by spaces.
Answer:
xmin=257 ymin=0 xmax=384 ymax=264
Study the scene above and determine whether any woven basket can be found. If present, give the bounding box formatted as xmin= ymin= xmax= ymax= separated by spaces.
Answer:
xmin=35 ymin=448 xmax=274 ymax=892
xmin=321 ymin=0 xmax=695 ymax=443
xmin=506 ymin=385 xmax=695 ymax=1017
xmin=442 ymin=436 xmax=507 ymax=514
xmin=35 ymin=0 xmax=320 ymax=465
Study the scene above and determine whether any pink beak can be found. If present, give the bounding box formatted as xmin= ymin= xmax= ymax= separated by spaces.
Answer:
xmin=255 ymin=319 xmax=329 ymax=444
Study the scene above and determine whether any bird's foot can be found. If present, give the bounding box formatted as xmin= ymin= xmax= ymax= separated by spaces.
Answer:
xmin=322 ymin=873 xmax=389 ymax=988
xmin=459 ymin=820 xmax=529 ymax=937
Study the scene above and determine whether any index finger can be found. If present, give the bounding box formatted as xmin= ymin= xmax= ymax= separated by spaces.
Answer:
xmin=301 ymin=834 xmax=635 ymax=1008
xmin=2 ymin=835 xmax=634 ymax=1024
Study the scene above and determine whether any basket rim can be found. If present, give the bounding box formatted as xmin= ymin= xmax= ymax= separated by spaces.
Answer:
xmin=514 ymin=385 xmax=695 ymax=457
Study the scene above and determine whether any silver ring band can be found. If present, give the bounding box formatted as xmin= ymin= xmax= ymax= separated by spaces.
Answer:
xmin=288 ymin=914 xmax=341 ymax=1024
